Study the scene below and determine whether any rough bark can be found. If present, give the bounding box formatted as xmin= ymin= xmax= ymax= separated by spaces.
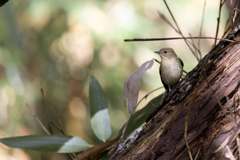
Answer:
xmin=110 ymin=25 xmax=240 ymax=160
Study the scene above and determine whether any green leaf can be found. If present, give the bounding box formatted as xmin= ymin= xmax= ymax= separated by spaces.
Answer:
xmin=89 ymin=76 xmax=111 ymax=142
xmin=0 ymin=135 xmax=91 ymax=153
xmin=121 ymin=94 xmax=163 ymax=138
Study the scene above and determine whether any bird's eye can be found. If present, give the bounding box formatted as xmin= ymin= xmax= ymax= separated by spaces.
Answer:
xmin=164 ymin=51 xmax=167 ymax=54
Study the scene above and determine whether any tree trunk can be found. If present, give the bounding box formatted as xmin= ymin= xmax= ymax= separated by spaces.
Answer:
xmin=110 ymin=25 xmax=240 ymax=160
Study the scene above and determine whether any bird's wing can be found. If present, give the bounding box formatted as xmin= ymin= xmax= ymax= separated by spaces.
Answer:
xmin=159 ymin=67 xmax=170 ymax=93
xmin=177 ymin=57 xmax=184 ymax=68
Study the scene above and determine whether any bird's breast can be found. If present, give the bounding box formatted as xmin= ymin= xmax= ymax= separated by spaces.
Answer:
xmin=160 ymin=58 xmax=183 ymax=85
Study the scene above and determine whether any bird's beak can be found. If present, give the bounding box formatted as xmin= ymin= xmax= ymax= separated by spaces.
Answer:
xmin=154 ymin=51 xmax=159 ymax=54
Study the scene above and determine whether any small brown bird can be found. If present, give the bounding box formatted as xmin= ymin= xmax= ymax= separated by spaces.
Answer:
xmin=155 ymin=48 xmax=183 ymax=93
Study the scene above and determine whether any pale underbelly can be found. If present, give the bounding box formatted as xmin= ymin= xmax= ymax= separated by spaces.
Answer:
xmin=161 ymin=64 xmax=182 ymax=85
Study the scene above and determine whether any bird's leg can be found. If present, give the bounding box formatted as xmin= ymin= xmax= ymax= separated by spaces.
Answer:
xmin=168 ymin=85 xmax=171 ymax=92
xmin=160 ymin=91 xmax=167 ymax=105
xmin=180 ymin=75 xmax=185 ymax=81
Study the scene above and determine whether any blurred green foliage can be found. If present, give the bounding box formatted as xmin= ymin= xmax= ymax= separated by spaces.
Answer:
xmin=0 ymin=0 xmax=228 ymax=159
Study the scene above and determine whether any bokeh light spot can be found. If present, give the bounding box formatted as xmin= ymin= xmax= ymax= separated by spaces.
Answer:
xmin=61 ymin=25 xmax=94 ymax=68
xmin=68 ymin=97 xmax=87 ymax=119
xmin=100 ymin=45 xmax=120 ymax=67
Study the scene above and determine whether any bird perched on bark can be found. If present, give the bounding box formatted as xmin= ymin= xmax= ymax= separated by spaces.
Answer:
xmin=155 ymin=48 xmax=183 ymax=93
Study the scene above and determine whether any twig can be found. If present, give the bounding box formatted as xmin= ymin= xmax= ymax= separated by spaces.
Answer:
xmin=226 ymin=96 xmax=237 ymax=131
xmin=120 ymin=109 xmax=135 ymax=142
xmin=51 ymin=121 xmax=65 ymax=135
xmin=163 ymin=0 xmax=200 ymax=62
xmin=149 ymin=102 xmax=157 ymax=108
xmin=157 ymin=10 xmax=201 ymax=54
xmin=188 ymin=33 xmax=198 ymax=58
xmin=230 ymin=0 xmax=239 ymax=32
xmin=162 ymin=0 xmax=183 ymax=35
xmin=54 ymin=106 xmax=65 ymax=135
xmin=222 ymin=25 xmax=231 ymax=38
xmin=198 ymin=0 xmax=206 ymax=60
xmin=184 ymin=86 xmax=198 ymax=160
xmin=52 ymin=107 xmax=77 ymax=160
xmin=157 ymin=9 xmax=209 ymax=57
xmin=28 ymin=96 xmax=75 ymax=160
xmin=222 ymin=0 xmax=240 ymax=38
xmin=157 ymin=10 xmax=179 ymax=33
xmin=26 ymin=104 xmax=50 ymax=135
xmin=214 ymin=0 xmax=225 ymax=47
xmin=183 ymin=70 xmax=188 ymax=74
xmin=66 ymin=154 xmax=75 ymax=160
xmin=41 ymin=88 xmax=53 ymax=134
xmin=188 ymin=33 xmax=200 ymax=62
xmin=139 ymin=87 xmax=163 ymax=102
xmin=194 ymin=148 xmax=201 ymax=160
xmin=223 ymin=0 xmax=232 ymax=39
xmin=226 ymin=96 xmax=240 ymax=159
xmin=124 ymin=37 xmax=234 ymax=43
xmin=232 ymin=6 xmax=239 ymax=28
xmin=154 ymin=58 xmax=161 ymax=64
